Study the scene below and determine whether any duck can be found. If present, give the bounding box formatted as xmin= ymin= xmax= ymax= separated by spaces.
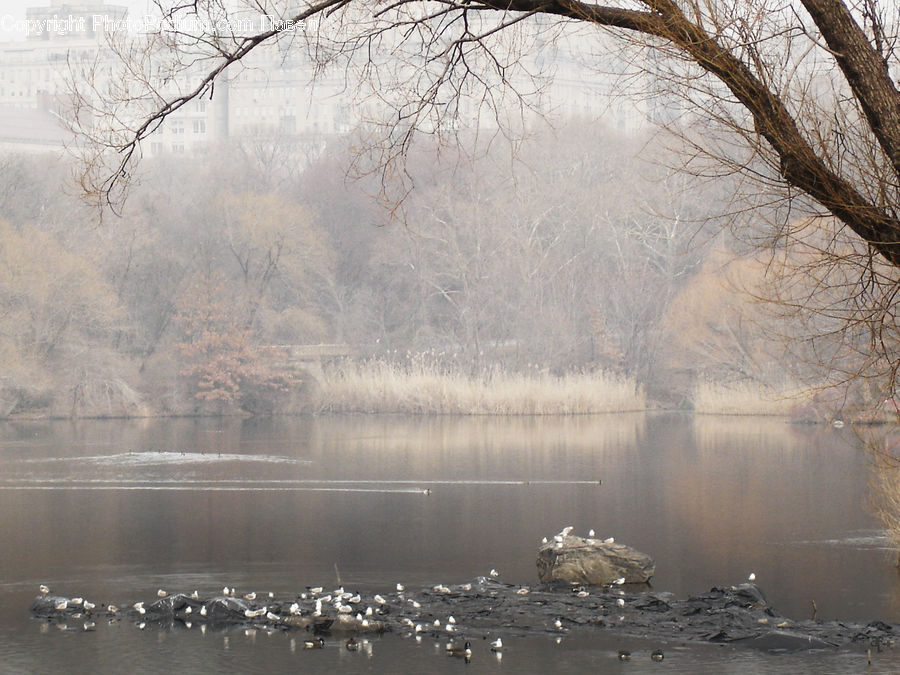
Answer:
xmin=446 ymin=641 xmax=472 ymax=658
xmin=651 ymin=649 xmax=664 ymax=661
xmin=618 ymin=650 xmax=632 ymax=661
xmin=345 ymin=636 xmax=360 ymax=651
xmin=304 ymin=637 xmax=325 ymax=649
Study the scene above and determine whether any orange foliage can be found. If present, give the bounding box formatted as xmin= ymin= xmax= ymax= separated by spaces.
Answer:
xmin=173 ymin=271 xmax=293 ymax=410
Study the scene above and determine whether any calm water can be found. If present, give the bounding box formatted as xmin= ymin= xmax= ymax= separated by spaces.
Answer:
xmin=1 ymin=413 xmax=899 ymax=673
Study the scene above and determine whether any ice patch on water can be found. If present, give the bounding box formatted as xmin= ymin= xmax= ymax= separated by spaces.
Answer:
xmin=17 ymin=451 xmax=311 ymax=466
xmin=788 ymin=530 xmax=894 ymax=550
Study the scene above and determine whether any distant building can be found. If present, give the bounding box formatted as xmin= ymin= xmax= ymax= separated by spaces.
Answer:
xmin=0 ymin=1 xmax=650 ymax=157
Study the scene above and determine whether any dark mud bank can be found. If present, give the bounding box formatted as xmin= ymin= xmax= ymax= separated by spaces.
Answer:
xmin=31 ymin=578 xmax=896 ymax=654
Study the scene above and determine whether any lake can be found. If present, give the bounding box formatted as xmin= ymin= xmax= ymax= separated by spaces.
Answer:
xmin=1 ymin=412 xmax=898 ymax=673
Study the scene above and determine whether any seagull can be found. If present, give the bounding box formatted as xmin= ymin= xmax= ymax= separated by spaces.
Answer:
xmin=541 ymin=537 xmax=548 ymax=544
xmin=491 ymin=637 xmax=503 ymax=651
xmin=157 ymin=589 xmax=168 ymax=598
xmin=222 ymin=587 xmax=230 ymax=596
xmin=54 ymin=599 xmax=68 ymax=611
xmin=410 ymin=600 xmax=421 ymax=608
xmin=374 ymin=594 xmax=386 ymax=605
xmin=266 ymin=611 xmax=280 ymax=622
xmin=588 ymin=529 xmax=595 ymax=537
xmin=184 ymin=606 xmax=192 ymax=615
xmin=613 ymin=577 xmax=625 ymax=585
xmin=560 ymin=526 xmax=574 ymax=537
xmin=200 ymin=606 xmax=207 ymax=617
xmin=448 ymin=616 xmax=456 ymax=625
xmin=516 ymin=587 xmax=530 ymax=595
xmin=396 ymin=583 xmax=405 ymax=592
xmin=83 ymin=600 xmax=96 ymax=611
xmin=445 ymin=623 xmax=455 ymax=632
xmin=554 ymin=618 xmax=563 ymax=629
xmin=190 ymin=590 xmax=199 ymax=600
xmin=244 ymin=607 xmax=266 ymax=618
xmin=748 ymin=572 xmax=757 ymax=582
xmin=617 ymin=598 xmax=625 ymax=607
xmin=490 ymin=569 xmax=500 ymax=578
xmin=108 ymin=605 xmax=119 ymax=614
xmin=310 ymin=587 xmax=323 ymax=595
xmin=267 ymin=592 xmax=275 ymax=600
xmin=289 ymin=602 xmax=301 ymax=615
xmin=604 ymin=537 xmax=615 ymax=544
xmin=243 ymin=592 xmax=256 ymax=601
xmin=39 ymin=585 xmax=51 ymax=595
xmin=577 ymin=590 xmax=590 ymax=598
xmin=349 ymin=594 xmax=361 ymax=604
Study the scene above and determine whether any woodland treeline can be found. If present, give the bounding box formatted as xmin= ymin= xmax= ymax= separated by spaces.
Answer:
xmin=0 ymin=120 xmax=866 ymax=418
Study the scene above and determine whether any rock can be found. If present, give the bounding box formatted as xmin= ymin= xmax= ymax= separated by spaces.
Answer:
xmin=536 ymin=535 xmax=655 ymax=585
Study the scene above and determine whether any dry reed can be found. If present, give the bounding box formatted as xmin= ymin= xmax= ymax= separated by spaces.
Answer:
xmin=692 ymin=379 xmax=813 ymax=416
xmin=315 ymin=359 xmax=646 ymax=415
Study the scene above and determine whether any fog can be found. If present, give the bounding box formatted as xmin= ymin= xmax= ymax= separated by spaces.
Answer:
xmin=0 ymin=1 xmax=860 ymax=420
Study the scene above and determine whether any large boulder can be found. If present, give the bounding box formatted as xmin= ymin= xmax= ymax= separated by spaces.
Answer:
xmin=537 ymin=535 xmax=655 ymax=585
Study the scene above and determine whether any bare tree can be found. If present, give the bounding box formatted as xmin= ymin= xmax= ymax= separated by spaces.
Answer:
xmin=68 ymin=0 xmax=900 ymax=398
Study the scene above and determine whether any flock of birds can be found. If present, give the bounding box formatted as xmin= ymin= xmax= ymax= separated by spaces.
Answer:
xmin=37 ymin=529 xmax=763 ymax=664
xmin=541 ymin=525 xmax=616 ymax=549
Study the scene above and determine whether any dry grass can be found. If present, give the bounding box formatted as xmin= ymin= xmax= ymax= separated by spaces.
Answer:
xmin=315 ymin=359 xmax=646 ymax=415
xmin=692 ymin=379 xmax=814 ymax=416
xmin=868 ymin=446 xmax=900 ymax=567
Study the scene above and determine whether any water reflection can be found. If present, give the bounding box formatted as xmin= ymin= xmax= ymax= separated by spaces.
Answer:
xmin=0 ymin=413 xmax=898 ymax=671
